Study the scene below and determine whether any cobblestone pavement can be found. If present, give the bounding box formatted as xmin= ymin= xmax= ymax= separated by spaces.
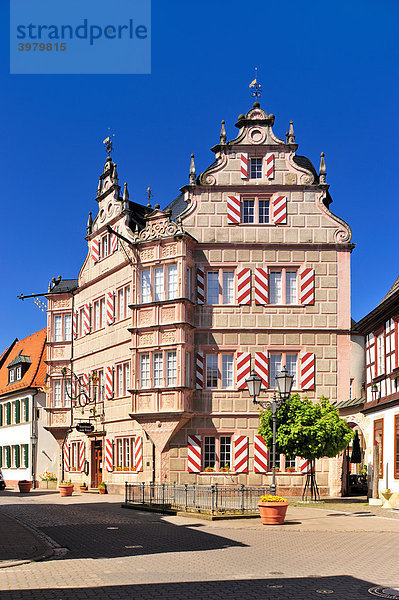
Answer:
xmin=0 ymin=489 xmax=398 ymax=600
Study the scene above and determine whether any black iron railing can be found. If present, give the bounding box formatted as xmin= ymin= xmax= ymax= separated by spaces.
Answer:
xmin=124 ymin=482 xmax=270 ymax=515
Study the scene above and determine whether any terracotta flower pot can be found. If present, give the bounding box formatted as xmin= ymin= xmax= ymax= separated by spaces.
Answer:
xmin=59 ymin=484 xmax=74 ymax=497
xmin=18 ymin=481 xmax=32 ymax=493
xmin=98 ymin=487 xmax=106 ymax=494
xmin=258 ymin=501 xmax=288 ymax=525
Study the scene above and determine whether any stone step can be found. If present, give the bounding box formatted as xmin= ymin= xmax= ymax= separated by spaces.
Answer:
xmin=83 ymin=488 xmax=100 ymax=494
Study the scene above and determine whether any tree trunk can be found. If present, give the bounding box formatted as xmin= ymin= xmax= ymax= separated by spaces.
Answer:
xmin=372 ymin=444 xmax=379 ymax=499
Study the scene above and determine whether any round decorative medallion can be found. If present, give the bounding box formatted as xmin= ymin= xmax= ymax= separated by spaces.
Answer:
xmin=248 ymin=127 xmax=266 ymax=144
xmin=99 ymin=209 xmax=105 ymax=222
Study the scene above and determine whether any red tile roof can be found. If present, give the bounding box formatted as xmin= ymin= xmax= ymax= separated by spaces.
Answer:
xmin=0 ymin=329 xmax=47 ymax=397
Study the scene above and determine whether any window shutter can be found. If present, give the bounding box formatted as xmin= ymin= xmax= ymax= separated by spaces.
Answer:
xmin=6 ymin=403 xmax=11 ymax=425
xmin=63 ymin=444 xmax=70 ymax=472
xmin=187 ymin=434 xmax=202 ymax=472
xmin=236 ymin=268 xmax=251 ymax=305
xmin=197 ymin=268 xmax=205 ymax=304
xmin=272 ymin=194 xmax=287 ymax=224
xmin=15 ymin=400 xmax=20 ymax=424
xmin=24 ymin=444 xmax=29 ymax=467
xmin=254 ymin=268 xmax=268 ymax=304
xmin=0 ymin=447 xmax=2 ymax=468
xmin=196 ymin=352 xmax=204 ymax=389
xmin=0 ymin=406 xmax=2 ymax=427
xmin=106 ymin=292 xmax=114 ymax=325
xmin=233 ymin=435 xmax=248 ymax=473
xmin=79 ymin=441 xmax=85 ymax=472
xmin=299 ymin=267 xmax=315 ymax=305
xmin=73 ymin=310 xmax=78 ymax=339
xmin=15 ymin=446 xmax=20 ymax=468
xmin=105 ymin=438 xmax=114 ymax=472
xmin=6 ymin=446 xmax=11 ymax=468
xmin=236 ymin=352 xmax=251 ymax=390
xmin=91 ymin=238 xmax=100 ymax=263
xmin=240 ymin=153 xmax=248 ymax=179
xmin=105 ymin=366 xmax=113 ymax=399
xmin=134 ymin=436 xmax=143 ymax=472
xmin=300 ymin=353 xmax=315 ymax=390
xmin=254 ymin=352 xmax=268 ymax=388
xmin=111 ymin=226 xmax=118 ymax=253
xmin=24 ymin=398 xmax=29 ymax=422
xmin=266 ymin=152 xmax=274 ymax=180
xmin=254 ymin=435 xmax=268 ymax=473
xmin=227 ymin=195 xmax=241 ymax=224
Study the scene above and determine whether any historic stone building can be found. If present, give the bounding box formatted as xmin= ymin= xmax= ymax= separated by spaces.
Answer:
xmin=46 ymin=101 xmax=353 ymax=496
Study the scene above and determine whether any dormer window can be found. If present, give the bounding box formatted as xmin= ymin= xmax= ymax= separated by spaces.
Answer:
xmin=7 ymin=355 xmax=32 ymax=384
xmin=250 ymin=157 xmax=263 ymax=179
xmin=9 ymin=370 xmax=15 ymax=383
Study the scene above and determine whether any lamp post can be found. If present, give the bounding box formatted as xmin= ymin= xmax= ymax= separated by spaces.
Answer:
xmin=246 ymin=366 xmax=294 ymax=496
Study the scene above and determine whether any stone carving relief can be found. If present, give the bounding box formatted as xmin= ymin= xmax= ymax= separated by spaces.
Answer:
xmin=162 ymin=244 xmax=177 ymax=257
xmin=140 ymin=248 xmax=155 ymax=261
xmin=139 ymin=333 xmax=154 ymax=346
xmin=139 ymin=310 xmax=153 ymax=325
xmin=133 ymin=215 xmax=184 ymax=243
xmin=300 ymin=173 xmax=315 ymax=185
xmin=161 ymin=330 xmax=176 ymax=344
xmin=285 ymin=173 xmax=297 ymax=185
xmin=52 ymin=411 xmax=68 ymax=425
xmin=161 ymin=307 xmax=175 ymax=322
xmin=53 ymin=300 xmax=71 ymax=309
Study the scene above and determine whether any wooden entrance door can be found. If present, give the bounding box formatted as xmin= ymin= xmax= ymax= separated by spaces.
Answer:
xmin=91 ymin=441 xmax=103 ymax=488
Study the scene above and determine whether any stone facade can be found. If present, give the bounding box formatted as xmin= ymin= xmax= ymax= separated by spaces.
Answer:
xmin=45 ymin=101 xmax=353 ymax=496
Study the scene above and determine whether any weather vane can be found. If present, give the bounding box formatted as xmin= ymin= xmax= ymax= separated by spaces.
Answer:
xmin=103 ymin=128 xmax=115 ymax=156
xmin=249 ymin=67 xmax=262 ymax=98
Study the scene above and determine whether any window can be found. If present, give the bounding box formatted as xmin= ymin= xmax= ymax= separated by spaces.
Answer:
xmin=117 ymin=285 xmax=131 ymax=320
xmin=22 ymin=398 xmax=29 ymax=422
xmin=116 ymin=362 xmax=130 ymax=397
xmin=153 ymin=353 xmax=163 ymax=387
xmin=205 ymin=353 xmax=234 ymax=389
xmin=15 ymin=366 xmax=22 ymax=380
xmin=206 ymin=270 xmax=234 ymax=305
xmin=250 ymin=157 xmax=263 ymax=179
xmin=186 ymin=267 xmax=192 ymax=300
xmin=141 ymin=270 xmax=151 ymax=303
xmin=64 ymin=314 xmax=72 ymax=340
xmin=140 ymin=354 xmax=150 ymax=388
xmin=167 ymin=265 xmax=178 ymax=300
xmin=373 ymin=419 xmax=384 ymax=478
xmin=12 ymin=445 xmax=20 ymax=468
xmin=101 ymin=234 xmax=109 ymax=259
xmin=54 ymin=315 xmax=63 ymax=341
xmin=186 ymin=352 xmax=191 ymax=387
xmin=94 ymin=297 xmax=105 ymax=330
xmin=376 ymin=333 xmax=385 ymax=376
xmin=79 ymin=307 xmax=85 ymax=337
xmin=116 ymin=437 xmax=136 ymax=471
xmin=203 ymin=436 xmax=232 ymax=471
xmin=395 ymin=415 xmax=399 ymax=479
xmin=52 ymin=380 xmax=71 ymax=408
xmin=154 ymin=268 xmax=164 ymax=301
xmin=166 ymin=351 xmax=177 ymax=386
xmin=70 ymin=441 xmax=79 ymax=471
xmin=206 ymin=355 xmax=218 ymax=388
xmin=9 ymin=369 xmax=15 ymax=383
xmin=285 ymin=456 xmax=296 ymax=470
xmin=270 ymin=353 xmax=298 ymax=389
xmin=269 ymin=269 xmax=298 ymax=304
xmin=242 ymin=196 xmax=270 ymax=224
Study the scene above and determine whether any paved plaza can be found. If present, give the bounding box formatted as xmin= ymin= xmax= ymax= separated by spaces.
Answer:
xmin=0 ymin=490 xmax=398 ymax=599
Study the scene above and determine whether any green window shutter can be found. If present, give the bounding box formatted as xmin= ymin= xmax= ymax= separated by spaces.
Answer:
xmin=6 ymin=446 xmax=11 ymax=468
xmin=15 ymin=400 xmax=20 ymax=424
xmin=24 ymin=398 xmax=29 ymax=422
xmin=15 ymin=446 xmax=20 ymax=468
xmin=0 ymin=447 xmax=2 ymax=468
xmin=0 ymin=405 xmax=2 ymax=427
xmin=6 ymin=403 xmax=11 ymax=425
xmin=24 ymin=444 xmax=29 ymax=467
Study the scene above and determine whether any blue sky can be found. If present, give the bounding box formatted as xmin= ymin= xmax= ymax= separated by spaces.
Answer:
xmin=0 ymin=0 xmax=398 ymax=348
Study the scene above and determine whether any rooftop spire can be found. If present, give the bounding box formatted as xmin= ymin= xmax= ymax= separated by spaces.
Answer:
xmin=87 ymin=211 xmax=93 ymax=235
xmin=189 ymin=153 xmax=196 ymax=184
xmin=220 ymin=120 xmax=226 ymax=144
xmin=319 ymin=152 xmax=327 ymax=184
xmin=286 ymin=120 xmax=295 ymax=144
xmin=123 ymin=182 xmax=129 ymax=202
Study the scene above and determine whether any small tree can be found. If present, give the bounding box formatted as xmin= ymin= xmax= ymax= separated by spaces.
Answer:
xmin=258 ymin=394 xmax=353 ymax=500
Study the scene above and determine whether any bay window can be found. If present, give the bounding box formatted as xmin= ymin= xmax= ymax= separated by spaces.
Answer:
xmin=140 ymin=264 xmax=179 ymax=303
xmin=153 ymin=353 xmax=163 ymax=387
xmin=166 ymin=351 xmax=177 ymax=386
xmin=140 ymin=354 xmax=150 ymax=388
xmin=54 ymin=313 xmax=73 ymax=341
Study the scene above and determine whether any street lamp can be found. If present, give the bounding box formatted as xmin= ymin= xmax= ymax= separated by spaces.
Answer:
xmin=246 ymin=366 xmax=294 ymax=495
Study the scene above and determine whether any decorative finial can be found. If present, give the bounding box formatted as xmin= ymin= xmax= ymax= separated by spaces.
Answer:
xmin=147 ymin=186 xmax=152 ymax=204
xmin=97 ymin=178 xmax=102 ymax=196
xmin=286 ymin=121 xmax=295 ymax=144
xmin=123 ymin=182 xmax=129 ymax=201
xmin=189 ymin=153 xmax=196 ymax=184
xmin=113 ymin=163 xmax=118 ymax=181
xmin=319 ymin=152 xmax=327 ymax=184
xmin=220 ymin=120 xmax=226 ymax=144
xmin=249 ymin=67 xmax=262 ymax=98
xmin=87 ymin=211 xmax=93 ymax=235
xmin=102 ymin=128 xmax=115 ymax=156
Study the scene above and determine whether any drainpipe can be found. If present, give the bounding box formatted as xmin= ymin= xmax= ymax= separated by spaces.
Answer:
xmin=31 ymin=389 xmax=39 ymax=489
xmin=144 ymin=431 xmax=156 ymax=483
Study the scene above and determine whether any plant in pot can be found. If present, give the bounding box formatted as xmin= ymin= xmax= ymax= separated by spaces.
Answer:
xmin=18 ymin=480 xmax=33 ymax=493
xmin=258 ymin=494 xmax=289 ymax=525
xmin=286 ymin=467 xmax=296 ymax=473
xmin=59 ymin=480 xmax=74 ymax=497
xmin=204 ymin=466 xmax=215 ymax=472
xmin=79 ymin=482 xmax=88 ymax=492
xmin=39 ymin=471 xmax=57 ymax=489
xmin=98 ymin=481 xmax=107 ymax=494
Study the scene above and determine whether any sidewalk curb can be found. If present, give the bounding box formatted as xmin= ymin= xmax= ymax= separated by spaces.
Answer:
xmin=0 ymin=511 xmax=61 ymax=569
